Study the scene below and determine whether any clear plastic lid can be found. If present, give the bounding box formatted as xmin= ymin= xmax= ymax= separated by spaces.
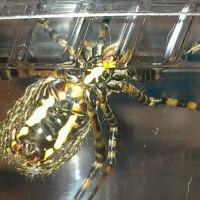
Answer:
xmin=0 ymin=0 xmax=200 ymax=69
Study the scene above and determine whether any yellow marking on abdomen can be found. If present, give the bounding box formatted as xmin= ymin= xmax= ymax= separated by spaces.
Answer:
xmin=26 ymin=96 xmax=55 ymax=127
xmin=59 ymin=83 xmax=83 ymax=99
xmin=42 ymin=148 xmax=54 ymax=161
xmin=54 ymin=115 xmax=77 ymax=150
xmin=11 ymin=141 xmax=17 ymax=148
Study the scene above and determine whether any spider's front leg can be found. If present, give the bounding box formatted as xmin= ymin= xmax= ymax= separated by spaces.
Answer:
xmin=184 ymin=40 xmax=200 ymax=57
xmin=112 ymin=68 xmax=161 ymax=82
xmin=38 ymin=18 xmax=75 ymax=56
xmin=74 ymin=88 xmax=106 ymax=200
xmin=184 ymin=40 xmax=200 ymax=61
xmin=106 ymin=79 xmax=200 ymax=110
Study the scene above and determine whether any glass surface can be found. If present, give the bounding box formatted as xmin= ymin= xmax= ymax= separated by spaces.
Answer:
xmin=1 ymin=1 xmax=200 ymax=200
xmin=1 ymin=72 xmax=200 ymax=200
xmin=0 ymin=1 xmax=199 ymax=67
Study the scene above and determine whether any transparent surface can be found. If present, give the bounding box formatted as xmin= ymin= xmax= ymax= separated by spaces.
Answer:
xmin=0 ymin=1 xmax=200 ymax=67
xmin=1 ymin=1 xmax=200 ymax=200
xmin=1 ymin=73 xmax=200 ymax=200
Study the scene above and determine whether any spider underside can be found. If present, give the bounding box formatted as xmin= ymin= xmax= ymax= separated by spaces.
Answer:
xmin=0 ymin=15 xmax=199 ymax=200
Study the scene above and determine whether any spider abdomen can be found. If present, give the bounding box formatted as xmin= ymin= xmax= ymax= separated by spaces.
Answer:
xmin=1 ymin=78 xmax=90 ymax=176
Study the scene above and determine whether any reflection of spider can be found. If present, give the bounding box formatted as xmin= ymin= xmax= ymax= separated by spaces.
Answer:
xmin=0 ymin=16 xmax=199 ymax=200
xmin=185 ymin=40 xmax=200 ymax=56
xmin=184 ymin=40 xmax=200 ymax=61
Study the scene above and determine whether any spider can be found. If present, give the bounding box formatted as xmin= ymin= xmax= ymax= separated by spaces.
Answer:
xmin=0 ymin=15 xmax=199 ymax=200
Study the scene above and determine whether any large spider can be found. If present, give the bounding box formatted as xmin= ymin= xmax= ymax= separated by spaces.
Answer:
xmin=0 ymin=14 xmax=199 ymax=200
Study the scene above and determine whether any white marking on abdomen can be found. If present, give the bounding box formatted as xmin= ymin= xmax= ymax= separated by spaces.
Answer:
xmin=17 ymin=126 xmax=29 ymax=139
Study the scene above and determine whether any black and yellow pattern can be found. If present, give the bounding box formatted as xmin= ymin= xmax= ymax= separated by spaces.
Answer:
xmin=185 ymin=41 xmax=200 ymax=56
xmin=1 ymin=11 xmax=200 ymax=200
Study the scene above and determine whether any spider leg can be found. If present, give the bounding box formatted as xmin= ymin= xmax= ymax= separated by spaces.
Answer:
xmin=38 ymin=18 xmax=75 ymax=57
xmin=112 ymin=68 xmax=161 ymax=82
xmin=74 ymin=16 xmax=112 ymax=65
xmin=106 ymin=80 xmax=200 ymax=110
xmin=87 ymin=85 xmax=118 ymax=200
xmin=0 ymin=67 xmax=59 ymax=80
xmin=0 ymin=60 xmax=78 ymax=80
xmin=98 ymin=16 xmax=111 ymax=41
xmin=74 ymin=89 xmax=106 ymax=200
xmin=185 ymin=41 xmax=200 ymax=56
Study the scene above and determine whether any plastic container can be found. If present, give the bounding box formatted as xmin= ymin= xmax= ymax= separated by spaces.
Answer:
xmin=0 ymin=1 xmax=200 ymax=200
